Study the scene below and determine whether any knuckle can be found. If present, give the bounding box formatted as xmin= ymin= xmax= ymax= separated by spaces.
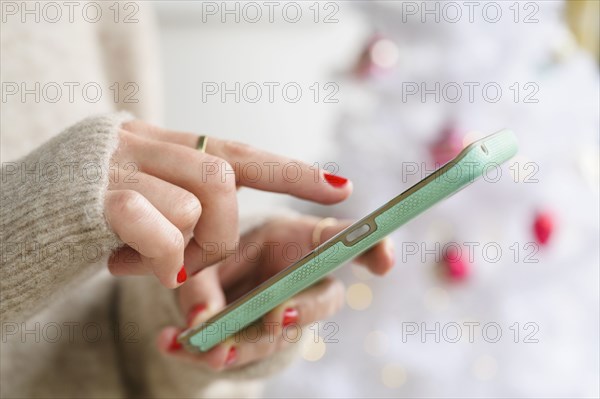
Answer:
xmin=120 ymin=120 xmax=137 ymax=131
xmin=197 ymin=155 xmax=237 ymax=193
xmin=113 ymin=131 xmax=138 ymax=163
xmin=121 ymin=119 xmax=149 ymax=133
xmin=217 ymin=160 xmax=237 ymax=192
xmin=172 ymin=192 xmax=202 ymax=231
xmin=213 ymin=177 xmax=237 ymax=196
xmin=221 ymin=159 xmax=235 ymax=175
xmin=108 ymin=190 xmax=146 ymax=220
xmin=222 ymin=140 xmax=254 ymax=159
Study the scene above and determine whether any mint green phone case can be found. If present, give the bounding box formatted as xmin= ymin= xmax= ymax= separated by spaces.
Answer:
xmin=179 ymin=130 xmax=518 ymax=352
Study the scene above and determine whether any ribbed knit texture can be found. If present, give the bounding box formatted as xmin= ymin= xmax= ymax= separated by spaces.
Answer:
xmin=1 ymin=112 xmax=131 ymax=322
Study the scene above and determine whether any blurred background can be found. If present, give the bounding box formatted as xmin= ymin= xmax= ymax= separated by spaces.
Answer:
xmin=153 ymin=1 xmax=599 ymax=397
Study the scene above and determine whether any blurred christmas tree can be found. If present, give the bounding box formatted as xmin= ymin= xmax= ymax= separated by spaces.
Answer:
xmin=270 ymin=1 xmax=599 ymax=397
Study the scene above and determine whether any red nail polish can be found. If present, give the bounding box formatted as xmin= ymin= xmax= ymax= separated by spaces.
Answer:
xmin=168 ymin=334 xmax=182 ymax=352
xmin=225 ymin=346 xmax=237 ymax=366
xmin=177 ymin=266 xmax=187 ymax=284
xmin=186 ymin=303 xmax=207 ymax=327
xmin=282 ymin=307 xmax=299 ymax=327
xmin=324 ymin=173 xmax=348 ymax=188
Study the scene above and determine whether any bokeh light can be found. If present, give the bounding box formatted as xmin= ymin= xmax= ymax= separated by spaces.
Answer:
xmin=346 ymin=283 xmax=373 ymax=310
xmin=302 ymin=334 xmax=327 ymax=362
xmin=381 ymin=364 xmax=407 ymax=388
xmin=370 ymin=39 xmax=400 ymax=69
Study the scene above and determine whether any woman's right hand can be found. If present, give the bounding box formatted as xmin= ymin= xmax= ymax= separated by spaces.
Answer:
xmin=105 ymin=120 xmax=352 ymax=288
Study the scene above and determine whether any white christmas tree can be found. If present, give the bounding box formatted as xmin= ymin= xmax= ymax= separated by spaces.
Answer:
xmin=267 ymin=1 xmax=599 ymax=397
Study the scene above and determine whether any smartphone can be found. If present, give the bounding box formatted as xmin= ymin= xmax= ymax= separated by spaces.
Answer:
xmin=178 ymin=129 xmax=518 ymax=352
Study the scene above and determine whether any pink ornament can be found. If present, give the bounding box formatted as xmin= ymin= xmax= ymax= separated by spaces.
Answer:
xmin=443 ymin=245 xmax=469 ymax=281
xmin=354 ymin=35 xmax=398 ymax=78
xmin=533 ymin=211 xmax=554 ymax=245
xmin=430 ymin=124 xmax=464 ymax=166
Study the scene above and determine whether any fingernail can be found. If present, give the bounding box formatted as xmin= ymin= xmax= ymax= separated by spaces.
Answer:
xmin=186 ymin=303 xmax=207 ymax=327
xmin=177 ymin=266 xmax=187 ymax=284
xmin=168 ymin=334 xmax=182 ymax=352
xmin=324 ymin=173 xmax=348 ymax=188
xmin=282 ymin=307 xmax=299 ymax=327
xmin=225 ymin=346 xmax=237 ymax=366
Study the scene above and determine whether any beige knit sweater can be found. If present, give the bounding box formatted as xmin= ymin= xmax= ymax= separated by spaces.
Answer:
xmin=1 ymin=3 xmax=296 ymax=398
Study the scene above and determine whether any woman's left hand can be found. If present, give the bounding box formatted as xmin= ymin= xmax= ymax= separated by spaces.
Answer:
xmin=157 ymin=215 xmax=395 ymax=370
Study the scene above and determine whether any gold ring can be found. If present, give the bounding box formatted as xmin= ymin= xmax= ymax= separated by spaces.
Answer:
xmin=311 ymin=217 xmax=338 ymax=249
xmin=196 ymin=135 xmax=208 ymax=153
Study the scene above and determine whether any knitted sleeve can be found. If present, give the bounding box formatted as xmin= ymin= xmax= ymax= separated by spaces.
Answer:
xmin=0 ymin=112 xmax=132 ymax=322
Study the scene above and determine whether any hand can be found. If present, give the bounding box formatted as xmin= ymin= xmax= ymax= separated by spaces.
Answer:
xmin=157 ymin=215 xmax=395 ymax=370
xmin=105 ymin=121 xmax=353 ymax=288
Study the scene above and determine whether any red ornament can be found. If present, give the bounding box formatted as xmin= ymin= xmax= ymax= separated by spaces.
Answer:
xmin=533 ymin=211 xmax=554 ymax=245
xmin=443 ymin=245 xmax=469 ymax=281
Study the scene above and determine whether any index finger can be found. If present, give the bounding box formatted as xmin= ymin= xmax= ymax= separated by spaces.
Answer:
xmin=206 ymin=138 xmax=353 ymax=205
xmin=125 ymin=122 xmax=352 ymax=204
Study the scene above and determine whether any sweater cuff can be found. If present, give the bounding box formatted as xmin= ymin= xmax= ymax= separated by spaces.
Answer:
xmin=1 ymin=112 xmax=133 ymax=322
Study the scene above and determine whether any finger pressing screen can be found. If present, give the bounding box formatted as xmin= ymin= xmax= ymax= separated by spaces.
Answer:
xmin=125 ymin=123 xmax=353 ymax=204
